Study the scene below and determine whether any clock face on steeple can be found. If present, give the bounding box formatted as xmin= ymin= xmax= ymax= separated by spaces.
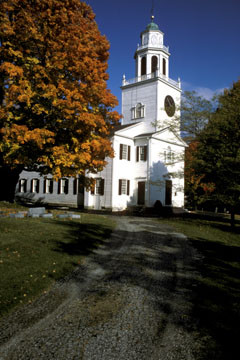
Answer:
xmin=151 ymin=34 xmax=157 ymax=45
xmin=164 ymin=96 xmax=175 ymax=117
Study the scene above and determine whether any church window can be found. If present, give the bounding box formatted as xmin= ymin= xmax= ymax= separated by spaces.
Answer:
xmin=132 ymin=103 xmax=145 ymax=119
xmin=19 ymin=179 xmax=27 ymax=193
xmin=31 ymin=179 xmax=40 ymax=193
xmin=91 ymin=178 xmax=104 ymax=195
xmin=136 ymin=146 xmax=147 ymax=162
xmin=73 ymin=177 xmax=84 ymax=195
xmin=136 ymin=103 xmax=142 ymax=118
xmin=163 ymin=58 xmax=166 ymax=75
xmin=151 ymin=56 xmax=158 ymax=73
xmin=58 ymin=178 xmax=69 ymax=194
xmin=120 ymin=144 xmax=131 ymax=160
xmin=118 ymin=179 xmax=130 ymax=195
xmin=96 ymin=178 xmax=105 ymax=195
xmin=44 ymin=178 xmax=53 ymax=194
xmin=141 ymin=56 xmax=146 ymax=76
xmin=164 ymin=147 xmax=175 ymax=163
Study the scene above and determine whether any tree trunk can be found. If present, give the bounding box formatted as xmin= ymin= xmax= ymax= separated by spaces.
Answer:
xmin=0 ymin=166 xmax=23 ymax=202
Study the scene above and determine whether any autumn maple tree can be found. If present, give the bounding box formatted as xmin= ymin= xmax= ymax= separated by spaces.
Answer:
xmin=0 ymin=0 xmax=120 ymax=201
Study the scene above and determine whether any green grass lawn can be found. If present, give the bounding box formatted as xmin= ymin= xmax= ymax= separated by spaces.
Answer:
xmin=0 ymin=206 xmax=115 ymax=318
xmin=162 ymin=217 xmax=240 ymax=359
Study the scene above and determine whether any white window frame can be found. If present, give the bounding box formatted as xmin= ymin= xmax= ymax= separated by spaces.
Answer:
xmin=45 ymin=178 xmax=53 ymax=194
xmin=60 ymin=178 xmax=69 ymax=194
xmin=136 ymin=145 xmax=147 ymax=162
xmin=119 ymin=144 xmax=131 ymax=161
xmin=19 ymin=179 xmax=27 ymax=193
xmin=121 ymin=144 xmax=128 ymax=160
xmin=31 ymin=178 xmax=39 ymax=193
xmin=164 ymin=147 xmax=175 ymax=164
xmin=139 ymin=146 xmax=146 ymax=161
xmin=119 ymin=179 xmax=130 ymax=195
xmin=95 ymin=178 xmax=102 ymax=195
xmin=131 ymin=103 xmax=145 ymax=120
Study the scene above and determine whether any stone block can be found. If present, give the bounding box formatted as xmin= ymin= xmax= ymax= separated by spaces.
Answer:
xmin=9 ymin=213 xmax=17 ymax=218
xmin=40 ymin=213 xmax=53 ymax=218
xmin=28 ymin=207 xmax=46 ymax=216
xmin=9 ymin=213 xmax=25 ymax=218
xmin=15 ymin=213 xmax=25 ymax=218
xmin=67 ymin=213 xmax=74 ymax=218
xmin=71 ymin=214 xmax=81 ymax=219
xmin=57 ymin=214 xmax=68 ymax=219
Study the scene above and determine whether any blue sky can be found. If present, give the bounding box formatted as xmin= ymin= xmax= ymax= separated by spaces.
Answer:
xmin=86 ymin=0 xmax=240 ymax=112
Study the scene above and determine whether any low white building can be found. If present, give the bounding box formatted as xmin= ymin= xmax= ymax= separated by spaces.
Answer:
xmin=16 ymin=17 xmax=187 ymax=211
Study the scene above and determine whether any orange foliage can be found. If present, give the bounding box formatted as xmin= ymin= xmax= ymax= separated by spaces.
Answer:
xmin=0 ymin=0 xmax=120 ymax=178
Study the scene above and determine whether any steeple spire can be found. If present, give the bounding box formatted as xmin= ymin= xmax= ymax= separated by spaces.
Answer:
xmin=151 ymin=0 xmax=155 ymax=22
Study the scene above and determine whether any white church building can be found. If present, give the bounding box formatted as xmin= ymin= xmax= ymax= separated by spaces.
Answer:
xmin=16 ymin=18 xmax=187 ymax=211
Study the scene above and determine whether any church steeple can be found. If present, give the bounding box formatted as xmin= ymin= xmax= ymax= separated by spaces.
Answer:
xmin=134 ymin=17 xmax=170 ymax=78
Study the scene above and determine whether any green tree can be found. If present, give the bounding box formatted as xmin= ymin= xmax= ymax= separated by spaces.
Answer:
xmin=0 ymin=0 xmax=120 ymax=201
xmin=181 ymin=90 xmax=213 ymax=143
xmin=193 ymin=80 xmax=240 ymax=227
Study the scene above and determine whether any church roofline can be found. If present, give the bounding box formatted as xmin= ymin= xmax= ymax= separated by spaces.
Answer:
xmin=110 ymin=121 xmax=142 ymax=136
xmin=134 ymin=127 xmax=188 ymax=147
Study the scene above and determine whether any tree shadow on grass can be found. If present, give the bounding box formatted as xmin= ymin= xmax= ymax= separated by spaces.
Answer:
xmin=52 ymin=220 xmax=112 ymax=258
xmin=188 ymin=236 xmax=240 ymax=359
xmin=51 ymin=218 xmax=240 ymax=359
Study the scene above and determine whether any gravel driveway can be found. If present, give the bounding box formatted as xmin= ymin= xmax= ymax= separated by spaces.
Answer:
xmin=0 ymin=216 xmax=206 ymax=360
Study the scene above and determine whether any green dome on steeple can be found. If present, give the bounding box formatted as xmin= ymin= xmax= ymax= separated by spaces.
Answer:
xmin=146 ymin=21 xmax=159 ymax=31
xmin=146 ymin=15 xmax=159 ymax=31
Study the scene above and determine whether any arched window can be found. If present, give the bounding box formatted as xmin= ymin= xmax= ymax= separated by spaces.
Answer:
xmin=136 ymin=103 xmax=144 ymax=118
xmin=151 ymin=56 xmax=158 ymax=73
xmin=141 ymin=56 xmax=146 ymax=76
xmin=162 ymin=58 xmax=166 ymax=76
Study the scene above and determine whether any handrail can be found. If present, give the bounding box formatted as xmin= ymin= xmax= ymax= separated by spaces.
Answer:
xmin=122 ymin=71 xmax=181 ymax=89
xmin=137 ymin=44 xmax=169 ymax=53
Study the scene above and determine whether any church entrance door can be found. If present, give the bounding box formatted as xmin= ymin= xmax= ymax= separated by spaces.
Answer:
xmin=165 ymin=180 xmax=172 ymax=205
xmin=138 ymin=181 xmax=145 ymax=205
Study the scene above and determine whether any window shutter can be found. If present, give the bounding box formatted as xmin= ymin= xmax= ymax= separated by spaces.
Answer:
xmin=36 ymin=180 xmax=39 ymax=193
xmin=64 ymin=180 xmax=69 ymax=194
xmin=128 ymin=146 xmax=131 ymax=161
xmin=73 ymin=178 xmax=77 ymax=195
xmin=119 ymin=179 xmax=122 ymax=195
xmin=100 ymin=178 xmax=105 ymax=195
xmin=120 ymin=144 xmax=123 ymax=160
xmin=50 ymin=180 xmax=53 ymax=194
xmin=136 ymin=146 xmax=139 ymax=162
xmin=58 ymin=180 xmax=61 ymax=194
xmin=144 ymin=146 xmax=147 ymax=161
xmin=127 ymin=180 xmax=130 ymax=195
xmin=31 ymin=179 xmax=34 ymax=193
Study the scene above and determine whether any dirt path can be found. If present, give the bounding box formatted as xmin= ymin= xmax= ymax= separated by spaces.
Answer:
xmin=0 ymin=216 xmax=206 ymax=360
